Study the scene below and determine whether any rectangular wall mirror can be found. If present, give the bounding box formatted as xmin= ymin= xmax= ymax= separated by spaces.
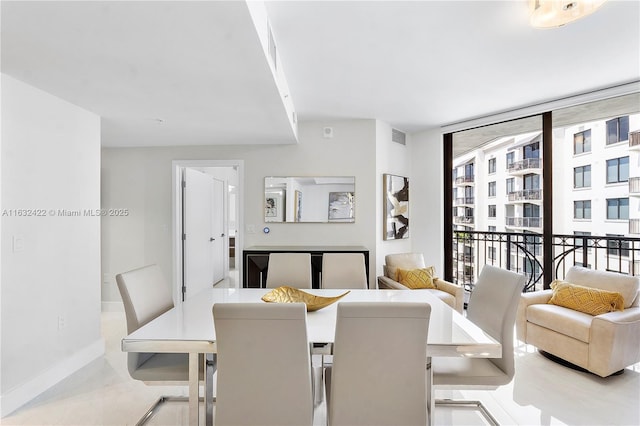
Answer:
xmin=264 ymin=176 xmax=355 ymax=223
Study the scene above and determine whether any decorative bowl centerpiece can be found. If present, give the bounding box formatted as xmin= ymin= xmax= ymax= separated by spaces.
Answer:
xmin=261 ymin=286 xmax=350 ymax=312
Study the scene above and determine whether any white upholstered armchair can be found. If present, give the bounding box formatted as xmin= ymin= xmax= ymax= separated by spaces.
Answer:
xmin=377 ymin=253 xmax=464 ymax=313
xmin=516 ymin=266 xmax=640 ymax=377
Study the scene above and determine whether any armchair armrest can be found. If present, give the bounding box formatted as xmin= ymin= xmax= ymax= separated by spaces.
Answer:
xmin=589 ymin=307 xmax=640 ymax=377
xmin=434 ymin=278 xmax=464 ymax=313
xmin=516 ymin=290 xmax=553 ymax=342
xmin=377 ymin=275 xmax=408 ymax=290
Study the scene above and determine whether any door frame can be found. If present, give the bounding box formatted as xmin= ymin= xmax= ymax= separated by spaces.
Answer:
xmin=172 ymin=159 xmax=244 ymax=304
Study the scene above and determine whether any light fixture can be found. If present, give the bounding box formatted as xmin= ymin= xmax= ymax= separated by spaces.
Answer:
xmin=529 ymin=0 xmax=607 ymax=28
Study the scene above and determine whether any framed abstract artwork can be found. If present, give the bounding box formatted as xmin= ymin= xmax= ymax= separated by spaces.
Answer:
xmin=383 ymin=174 xmax=409 ymax=240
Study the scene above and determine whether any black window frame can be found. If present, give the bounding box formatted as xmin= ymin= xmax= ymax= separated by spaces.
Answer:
xmin=606 ymin=198 xmax=629 ymax=220
xmin=574 ymin=165 xmax=591 ymax=188
xmin=573 ymin=200 xmax=592 ymax=219
xmin=488 ymin=181 xmax=496 ymax=197
xmin=488 ymin=158 xmax=496 ymax=174
xmin=606 ymin=116 xmax=630 ymax=145
xmin=573 ymin=129 xmax=591 ymax=154
xmin=606 ymin=156 xmax=629 ymax=184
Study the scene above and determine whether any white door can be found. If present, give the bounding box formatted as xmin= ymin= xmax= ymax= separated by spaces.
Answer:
xmin=211 ymin=177 xmax=225 ymax=284
xmin=183 ymin=168 xmax=215 ymax=299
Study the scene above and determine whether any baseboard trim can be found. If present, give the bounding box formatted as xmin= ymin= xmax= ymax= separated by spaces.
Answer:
xmin=0 ymin=338 xmax=105 ymax=417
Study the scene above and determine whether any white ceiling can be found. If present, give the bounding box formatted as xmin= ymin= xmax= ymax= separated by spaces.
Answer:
xmin=2 ymin=1 xmax=639 ymax=148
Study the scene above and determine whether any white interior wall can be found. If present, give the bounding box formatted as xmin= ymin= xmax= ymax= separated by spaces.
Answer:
xmin=411 ymin=127 xmax=445 ymax=274
xmin=0 ymin=75 xmax=103 ymax=416
xmin=375 ymin=121 xmax=412 ymax=281
xmin=101 ymin=119 xmax=378 ymax=299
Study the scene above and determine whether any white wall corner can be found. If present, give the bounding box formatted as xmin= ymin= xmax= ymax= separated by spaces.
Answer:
xmin=0 ymin=339 xmax=105 ymax=417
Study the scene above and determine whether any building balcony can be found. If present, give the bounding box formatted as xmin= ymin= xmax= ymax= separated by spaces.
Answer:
xmin=628 ymin=130 xmax=640 ymax=150
xmin=630 ymin=218 xmax=640 ymax=235
xmin=454 ymin=196 xmax=475 ymax=206
xmin=629 ymin=177 xmax=640 ymax=196
xmin=454 ymin=175 xmax=474 ymax=185
xmin=453 ymin=216 xmax=474 ymax=225
xmin=508 ymin=189 xmax=542 ymax=202
xmin=507 ymin=158 xmax=541 ymax=175
xmin=505 ymin=216 xmax=542 ymax=229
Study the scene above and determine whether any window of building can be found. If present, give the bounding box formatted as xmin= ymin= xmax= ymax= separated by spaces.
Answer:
xmin=606 ymin=198 xmax=629 ymax=220
xmin=488 ymin=205 xmax=496 ymax=218
xmin=524 ymin=142 xmax=540 ymax=159
xmin=607 ymin=234 xmax=630 ymax=257
xmin=488 ymin=158 xmax=496 ymax=174
xmin=488 ymin=226 xmax=496 ymax=232
xmin=606 ymin=156 xmax=629 ymax=184
xmin=574 ymin=129 xmax=591 ymax=154
xmin=488 ymin=181 xmax=496 ymax=197
xmin=464 ymin=162 xmax=474 ymax=178
xmin=606 ymin=116 xmax=630 ymax=144
xmin=523 ymin=203 xmax=540 ymax=218
xmin=523 ymin=173 xmax=540 ymax=190
xmin=506 ymin=177 xmax=514 ymax=195
xmin=574 ymin=200 xmax=591 ymax=219
xmin=574 ymin=165 xmax=591 ymax=188
xmin=506 ymin=152 xmax=515 ymax=168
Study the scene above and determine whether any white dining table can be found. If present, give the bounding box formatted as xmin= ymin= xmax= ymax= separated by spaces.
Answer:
xmin=122 ymin=288 xmax=500 ymax=426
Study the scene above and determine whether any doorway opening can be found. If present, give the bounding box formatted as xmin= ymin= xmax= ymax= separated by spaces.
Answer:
xmin=172 ymin=160 xmax=244 ymax=303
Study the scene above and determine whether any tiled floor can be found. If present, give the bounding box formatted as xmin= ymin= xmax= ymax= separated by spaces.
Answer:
xmin=3 ymin=272 xmax=639 ymax=425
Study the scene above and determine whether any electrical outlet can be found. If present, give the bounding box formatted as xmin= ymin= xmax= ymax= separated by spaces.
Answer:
xmin=103 ymin=273 xmax=110 ymax=284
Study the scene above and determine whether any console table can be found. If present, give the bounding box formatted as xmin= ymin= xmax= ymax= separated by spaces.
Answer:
xmin=242 ymin=245 xmax=369 ymax=289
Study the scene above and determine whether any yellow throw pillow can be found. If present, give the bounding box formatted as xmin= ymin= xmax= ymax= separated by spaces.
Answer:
xmin=396 ymin=267 xmax=437 ymax=289
xmin=548 ymin=279 xmax=624 ymax=316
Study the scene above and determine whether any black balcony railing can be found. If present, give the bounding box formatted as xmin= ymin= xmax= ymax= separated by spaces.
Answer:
xmin=452 ymin=231 xmax=640 ymax=295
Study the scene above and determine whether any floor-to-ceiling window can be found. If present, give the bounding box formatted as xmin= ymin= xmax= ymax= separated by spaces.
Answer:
xmin=444 ymin=92 xmax=640 ymax=293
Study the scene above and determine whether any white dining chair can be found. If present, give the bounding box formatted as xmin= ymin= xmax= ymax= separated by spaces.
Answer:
xmin=433 ymin=264 xmax=526 ymax=425
xmin=326 ymin=302 xmax=432 ymax=426
xmin=265 ymin=252 xmax=312 ymax=288
xmin=321 ymin=253 xmax=368 ymax=289
xmin=212 ymin=302 xmax=314 ymax=426
xmin=116 ymin=264 xmax=204 ymax=425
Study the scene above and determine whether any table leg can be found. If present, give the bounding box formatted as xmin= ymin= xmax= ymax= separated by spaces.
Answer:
xmin=205 ymin=353 xmax=217 ymax=426
xmin=427 ymin=356 xmax=433 ymax=426
xmin=189 ymin=353 xmax=200 ymax=426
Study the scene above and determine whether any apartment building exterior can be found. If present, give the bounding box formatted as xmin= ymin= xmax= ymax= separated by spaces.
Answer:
xmin=452 ymin=112 xmax=640 ymax=291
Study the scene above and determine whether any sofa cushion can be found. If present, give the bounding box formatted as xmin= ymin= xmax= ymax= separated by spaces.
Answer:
xmin=526 ymin=304 xmax=593 ymax=343
xmin=548 ymin=280 xmax=624 ymax=315
xmin=565 ymin=266 xmax=639 ymax=308
xmin=384 ymin=253 xmax=426 ymax=280
xmin=396 ymin=267 xmax=436 ymax=289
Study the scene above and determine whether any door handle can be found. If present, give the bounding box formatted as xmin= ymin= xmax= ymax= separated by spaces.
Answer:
xmin=210 ymin=237 xmax=215 ymax=242
xmin=221 ymin=233 xmax=225 ymax=237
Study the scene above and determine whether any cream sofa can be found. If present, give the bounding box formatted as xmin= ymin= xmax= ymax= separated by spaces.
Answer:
xmin=516 ymin=266 xmax=640 ymax=377
xmin=377 ymin=253 xmax=464 ymax=313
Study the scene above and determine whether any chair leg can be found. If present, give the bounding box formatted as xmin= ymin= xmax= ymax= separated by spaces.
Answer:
xmin=136 ymin=395 xmax=211 ymax=426
xmin=435 ymin=399 xmax=500 ymax=426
